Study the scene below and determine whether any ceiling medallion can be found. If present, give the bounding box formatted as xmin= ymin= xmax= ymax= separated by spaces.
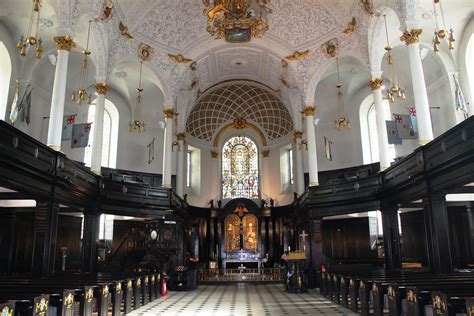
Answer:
xmin=321 ymin=39 xmax=339 ymax=58
xmin=138 ymin=43 xmax=154 ymax=61
xmin=203 ymin=0 xmax=272 ymax=43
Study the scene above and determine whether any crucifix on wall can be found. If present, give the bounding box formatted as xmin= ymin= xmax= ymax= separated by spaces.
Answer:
xmin=299 ymin=230 xmax=308 ymax=252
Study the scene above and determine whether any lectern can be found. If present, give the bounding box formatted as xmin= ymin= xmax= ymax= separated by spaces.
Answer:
xmin=286 ymin=251 xmax=307 ymax=293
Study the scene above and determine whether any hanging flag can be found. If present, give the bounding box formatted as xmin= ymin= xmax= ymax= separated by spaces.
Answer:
xmin=393 ymin=113 xmax=417 ymax=139
xmin=324 ymin=136 xmax=333 ymax=161
xmin=453 ymin=73 xmax=469 ymax=118
xmin=408 ymin=107 xmax=416 ymax=116
xmin=19 ymin=85 xmax=32 ymax=125
xmin=386 ymin=120 xmax=402 ymax=144
xmin=408 ymin=107 xmax=418 ymax=134
xmin=71 ymin=123 xmax=92 ymax=148
xmin=62 ymin=114 xmax=77 ymax=140
xmin=9 ymin=80 xmax=19 ymax=123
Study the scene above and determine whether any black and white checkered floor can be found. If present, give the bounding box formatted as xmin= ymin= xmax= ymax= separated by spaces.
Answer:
xmin=129 ymin=284 xmax=357 ymax=315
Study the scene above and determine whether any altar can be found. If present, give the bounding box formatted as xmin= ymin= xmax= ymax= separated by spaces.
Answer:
xmin=224 ymin=259 xmax=259 ymax=269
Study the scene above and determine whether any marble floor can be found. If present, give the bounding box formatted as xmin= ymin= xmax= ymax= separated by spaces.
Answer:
xmin=129 ymin=283 xmax=357 ymax=316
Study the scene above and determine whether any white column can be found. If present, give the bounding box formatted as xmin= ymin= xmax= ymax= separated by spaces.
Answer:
xmin=369 ymin=77 xmax=392 ymax=170
xmin=293 ymin=131 xmax=305 ymax=194
xmin=162 ymin=109 xmax=175 ymax=188
xmin=175 ymin=132 xmax=186 ymax=196
xmin=401 ymin=29 xmax=434 ymax=145
xmin=90 ymin=83 xmax=108 ymax=174
xmin=47 ymin=36 xmax=75 ymax=151
xmin=304 ymin=106 xmax=319 ymax=186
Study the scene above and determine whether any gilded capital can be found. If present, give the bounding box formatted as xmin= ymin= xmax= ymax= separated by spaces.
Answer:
xmin=94 ymin=83 xmax=108 ymax=95
xmin=163 ymin=108 xmax=177 ymax=119
xmin=54 ymin=35 xmax=76 ymax=51
xmin=176 ymin=132 xmax=186 ymax=142
xmin=400 ymin=29 xmax=422 ymax=46
xmin=303 ymin=105 xmax=316 ymax=117
xmin=368 ymin=78 xmax=384 ymax=91
xmin=293 ymin=131 xmax=303 ymax=140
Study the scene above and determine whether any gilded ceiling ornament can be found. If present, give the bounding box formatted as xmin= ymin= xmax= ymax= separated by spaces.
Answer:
xmin=94 ymin=83 xmax=108 ymax=95
xmin=368 ymin=78 xmax=384 ymax=91
xmin=168 ymin=54 xmax=192 ymax=64
xmin=211 ymin=151 xmax=219 ymax=158
xmin=400 ymin=29 xmax=423 ymax=45
xmin=176 ymin=132 xmax=186 ymax=141
xmin=54 ymin=35 xmax=76 ymax=51
xmin=293 ymin=131 xmax=303 ymax=140
xmin=285 ymin=50 xmax=310 ymax=61
xmin=233 ymin=117 xmax=248 ymax=129
xmin=163 ymin=108 xmax=177 ymax=119
xmin=138 ymin=43 xmax=154 ymax=61
xmin=262 ymin=150 xmax=270 ymax=158
xmin=343 ymin=17 xmax=357 ymax=35
xmin=281 ymin=59 xmax=289 ymax=68
xmin=361 ymin=0 xmax=375 ymax=14
xmin=98 ymin=2 xmax=114 ymax=21
xmin=335 ymin=116 xmax=351 ymax=130
xmin=203 ymin=0 xmax=272 ymax=42
xmin=321 ymin=39 xmax=339 ymax=58
xmin=303 ymin=105 xmax=316 ymax=116
xmin=119 ymin=21 xmax=134 ymax=40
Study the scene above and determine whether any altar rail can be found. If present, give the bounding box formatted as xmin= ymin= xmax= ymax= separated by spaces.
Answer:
xmin=198 ymin=268 xmax=284 ymax=282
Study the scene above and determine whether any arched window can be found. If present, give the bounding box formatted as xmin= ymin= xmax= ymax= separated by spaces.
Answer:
xmin=0 ymin=42 xmax=12 ymax=120
xmin=367 ymin=101 xmax=396 ymax=163
xmin=222 ymin=136 xmax=259 ymax=199
xmin=84 ymin=99 xmax=119 ymax=168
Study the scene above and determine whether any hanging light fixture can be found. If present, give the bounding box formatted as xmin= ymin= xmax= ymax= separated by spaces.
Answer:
xmin=432 ymin=0 xmax=455 ymax=52
xmin=334 ymin=58 xmax=351 ymax=131
xmin=382 ymin=15 xmax=406 ymax=103
xmin=70 ymin=21 xmax=93 ymax=106
xmin=17 ymin=0 xmax=43 ymax=59
xmin=129 ymin=61 xmax=145 ymax=133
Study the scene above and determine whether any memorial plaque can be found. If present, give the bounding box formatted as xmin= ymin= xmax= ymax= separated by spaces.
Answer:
xmin=33 ymin=295 xmax=50 ymax=316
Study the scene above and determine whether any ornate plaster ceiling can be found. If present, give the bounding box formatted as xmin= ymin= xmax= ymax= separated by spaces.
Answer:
xmin=186 ymin=81 xmax=293 ymax=143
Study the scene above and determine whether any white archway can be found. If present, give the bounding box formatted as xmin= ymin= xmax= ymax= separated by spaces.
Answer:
xmin=0 ymin=41 xmax=12 ymax=120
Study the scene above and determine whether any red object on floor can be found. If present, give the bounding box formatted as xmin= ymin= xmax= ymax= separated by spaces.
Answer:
xmin=322 ymin=264 xmax=326 ymax=273
xmin=162 ymin=278 xmax=167 ymax=296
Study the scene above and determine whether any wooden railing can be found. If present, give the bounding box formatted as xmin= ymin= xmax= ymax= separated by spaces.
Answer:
xmin=198 ymin=268 xmax=284 ymax=282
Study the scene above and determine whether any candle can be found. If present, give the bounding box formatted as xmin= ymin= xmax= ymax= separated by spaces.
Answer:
xmin=288 ymin=246 xmax=291 ymax=252
xmin=303 ymin=245 xmax=306 ymax=252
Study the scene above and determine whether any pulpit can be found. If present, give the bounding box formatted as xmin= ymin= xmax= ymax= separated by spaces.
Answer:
xmin=285 ymin=252 xmax=307 ymax=293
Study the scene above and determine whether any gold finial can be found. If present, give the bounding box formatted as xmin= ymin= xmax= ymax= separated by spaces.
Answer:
xmin=303 ymin=105 xmax=316 ymax=116
xmin=54 ymin=35 xmax=76 ymax=51
xmin=368 ymin=78 xmax=384 ymax=91
xmin=94 ymin=83 xmax=108 ymax=95
xmin=285 ymin=50 xmax=310 ymax=61
xmin=163 ymin=108 xmax=177 ymax=119
xmin=400 ymin=29 xmax=423 ymax=45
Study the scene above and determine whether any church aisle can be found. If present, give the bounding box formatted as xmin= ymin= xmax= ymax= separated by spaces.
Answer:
xmin=129 ymin=283 xmax=357 ymax=316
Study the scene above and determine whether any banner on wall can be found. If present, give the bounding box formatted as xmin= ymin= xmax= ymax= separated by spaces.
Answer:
xmin=324 ymin=136 xmax=333 ymax=161
xmin=71 ymin=123 xmax=92 ymax=148
xmin=393 ymin=114 xmax=417 ymax=139
xmin=62 ymin=114 xmax=77 ymax=140
xmin=386 ymin=120 xmax=402 ymax=144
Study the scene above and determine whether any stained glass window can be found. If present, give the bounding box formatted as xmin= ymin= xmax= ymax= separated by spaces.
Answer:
xmin=222 ymin=136 xmax=259 ymax=199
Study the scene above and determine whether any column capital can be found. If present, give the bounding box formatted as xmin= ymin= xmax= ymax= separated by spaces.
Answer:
xmin=94 ymin=83 xmax=108 ymax=95
xmin=176 ymin=132 xmax=186 ymax=142
xmin=400 ymin=29 xmax=422 ymax=46
xmin=53 ymin=35 xmax=76 ymax=51
xmin=369 ymin=77 xmax=384 ymax=91
xmin=163 ymin=108 xmax=177 ymax=119
xmin=302 ymin=105 xmax=316 ymax=117
xmin=293 ymin=130 xmax=303 ymax=140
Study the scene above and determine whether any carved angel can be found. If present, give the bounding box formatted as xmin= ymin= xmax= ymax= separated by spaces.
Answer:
xmin=119 ymin=21 xmax=133 ymax=40
xmin=168 ymin=54 xmax=192 ymax=64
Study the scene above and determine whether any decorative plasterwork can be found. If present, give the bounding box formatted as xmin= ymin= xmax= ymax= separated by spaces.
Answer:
xmin=186 ymin=81 xmax=293 ymax=143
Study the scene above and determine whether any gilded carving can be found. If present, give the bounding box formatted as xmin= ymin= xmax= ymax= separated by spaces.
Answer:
xmin=368 ymin=78 xmax=384 ymax=91
xmin=64 ymin=293 xmax=74 ymax=309
xmin=85 ymin=288 xmax=94 ymax=302
xmin=211 ymin=151 xmax=218 ymax=158
xmin=407 ymin=290 xmax=417 ymax=302
xmin=127 ymin=280 xmax=132 ymax=289
xmin=176 ymin=132 xmax=186 ymax=141
xmin=94 ymin=83 xmax=108 ymax=95
xmin=361 ymin=0 xmax=375 ymax=14
xmin=102 ymin=285 xmax=109 ymax=298
xmin=138 ymin=43 xmax=154 ymax=61
xmin=303 ymin=105 xmax=316 ymax=116
xmin=163 ymin=108 xmax=177 ymax=119
xmin=233 ymin=117 xmax=248 ymax=129
xmin=262 ymin=149 xmax=270 ymax=158
xmin=321 ymin=39 xmax=339 ymax=58
xmin=54 ymin=35 xmax=76 ymax=51
xmin=119 ymin=21 xmax=134 ymax=40
xmin=35 ymin=298 xmax=48 ymax=315
xmin=116 ymin=282 xmax=122 ymax=294
xmin=285 ymin=50 xmax=310 ymax=61
xmin=168 ymin=54 xmax=192 ymax=64
xmin=400 ymin=29 xmax=423 ymax=45
xmin=293 ymin=131 xmax=303 ymax=140
xmin=343 ymin=17 xmax=357 ymax=35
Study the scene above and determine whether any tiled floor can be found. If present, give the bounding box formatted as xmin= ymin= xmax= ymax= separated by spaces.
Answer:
xmin=129 ymin=283 xmax=357 ymax=315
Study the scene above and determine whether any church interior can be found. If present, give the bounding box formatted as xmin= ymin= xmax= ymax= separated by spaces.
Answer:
xmin=0 ymin=0 xmax=473 ymax=315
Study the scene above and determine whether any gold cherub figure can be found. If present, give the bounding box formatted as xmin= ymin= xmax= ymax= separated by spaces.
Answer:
xmin=285 ymin=50 xmax=310 ymax=61
xmin=343 ymin=17 xmax=357 ymax=35
xmin=168 ymin=54 xmax=192 ymax=64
